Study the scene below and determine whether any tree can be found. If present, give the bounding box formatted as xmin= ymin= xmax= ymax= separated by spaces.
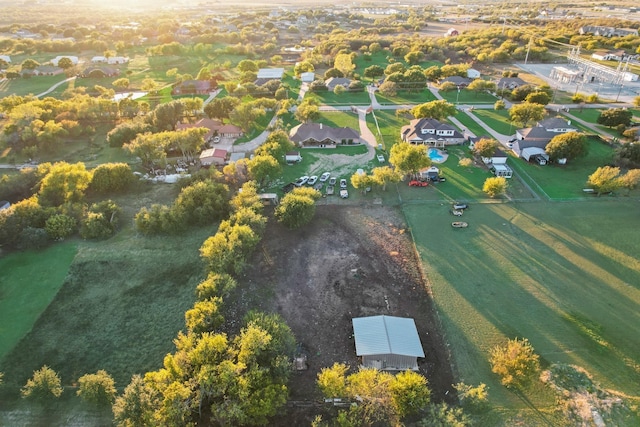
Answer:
xmin=196 ymin=272 xmax=237 ymax=301
xmin=597 ymin=108 xmax=632 ymax=128
xmin=317 ymin=363 xmax=348 ymax=398
xmin=411 ymin=100 xmax=456 ymax=121
xmin=38 ymin=162 xmax=92 ymax=207
xmin=112 ymin=374 xmax=157 ymax=427
xmin=148 ymin=100 xmax=184 ymax=131
xmin=334 ymin=53 xmax=355 ymax=76
xmin=545 ymin=132 xmax=588 ymax=162
xmin=333 ymin=84 xmax=346 ymax=95
xmin=483 ymin=176 xmax=508 ymax=198
xmin=389 ymin=370 xmax=431 ymax=418
xmin=439 ymin=81 xmax=457 ymax=92
xmin=634 ymin=95 xmax=640 ymax=108
xmin=490 ymin=338 xmax=540 ymax=389
xmin=185 ymin=297 xmax=225 ymax=334
xmin=389 ymin=142 xmax=431 ymax=177
xmin=173 ymin=180 xmax=230 ymax=225
xmin=255 ymin=129 xmax=295 ymax=163
xmin=77 ymin=370 xmax=117 ymax=406
xmin=418 ymin=403 xmax=471 ymax=427
xmin=364 ymin=65 xmax=384 ymax=80
xmin=620 ymin=169 xmax=640 ymax=195
xmin=372 ymin=166 xmax=401 ymax=191
xmin=81 ymin=200 xmax=121 ymax=240
xmin=21 ymin=366 xmax=63 ymax=402
xmin=509 ymin=102 xmax=545 ymax=127
xmin=294 ymin=61 xmax=314 ymax=76
xmin=21 ymin=58 xmax=40 ymax=70
xmin=123 ymin=132 xmax=168 ymax=172
xmin=350 ymin=170 xmax=374 ymax=194
xmin=378 ymin=81 xmax=398 ymax=97
xmin=200 ymin=222 xmax=260 ymax=274
xmin=237 ymin=59 xmax=258 ymax=73
xmin=275 ymin=188 xmax=320 ymax=229
xmin=90 ymin=163 xmax=135 ymax=194
xmin=204 ymin=97 xmax=240 ymax=121
xmin=404 ymin=50 xmax=424 ymax=65
xmin=494 ymin=99 xmax=506 ymax=110
xmin=247 ymin=154 xmax=281 ymax=187
xmin=45 ymin=213 xmax=76 ymax=240
xmin=454 ymin=382 xmax=489 ymax=412
xmin=525 ymin=91 xmax=551 ymax=105
xmin=586 ymin=166 xmax=623 ymax=195
xmin=57 ymin=57 xmax=74 ymax=70
xmin=229 ymin=102 xmax=266 ymax=134
xmin=323 ymin=68 xmax=344 ymax=79
xmin=473 ymin=138 xmax=499 ymax=158
xmin=295 ymin=99 xmax=320 ymax=123
xmin=467 ymin=79 xmax=496 ymax=96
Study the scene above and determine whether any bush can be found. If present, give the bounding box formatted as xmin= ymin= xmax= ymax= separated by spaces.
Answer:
xmin=77 ymin=370 xmax=117 ymax=406
xmin=45 ymin=214 xmax=77 ymax=240
xmin=21 ymin=366 xmax=63 ymax=402
xmin=90 ymin=163 xmax=135 ymax=194
xmin=490 ymin=338 xmax=540 ymax=389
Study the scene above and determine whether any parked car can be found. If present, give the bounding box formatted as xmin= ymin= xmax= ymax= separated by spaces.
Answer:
xmin=340 ymin=178 xmax=347 ymax=189
xmin=294 ymin=176 xmax=309 ymax=187
xmin=451 ymin=209 xmax=463 ymax=216
xmin=340 ymin=189 xmax=349 ymax=199
xmin=326 ymin=185 xmax=335 ymax=195
xmin=409 ymin=180 xmax=428 ymax=187
xmin=453 ymin=202 xmax=468 ymax=210
xmin=319 ymin=172 xmax=331 ymax=182
xmin=213 ymin=136 xmax=220 ymax=143
xmin=308 ymin=175 xmax=318 ymax=185
xmin=377 ymin=154 xmax=385 ymax=163
xmin=329 ymin=177 xmax=337 ymax=186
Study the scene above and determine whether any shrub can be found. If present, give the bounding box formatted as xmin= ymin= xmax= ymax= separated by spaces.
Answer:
xmin=77 ymin=370 xmax=117 ymax=406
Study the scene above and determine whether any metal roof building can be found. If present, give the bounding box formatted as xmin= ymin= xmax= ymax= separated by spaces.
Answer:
xmin=352 ymin=315 xmax=425 ymax=371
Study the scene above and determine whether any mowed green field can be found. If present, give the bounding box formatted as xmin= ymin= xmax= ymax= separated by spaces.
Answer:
xmin=0 ymin=242 xmax=77 ymax=361
xmin=404 ymin=200 xmax=640 ymax=408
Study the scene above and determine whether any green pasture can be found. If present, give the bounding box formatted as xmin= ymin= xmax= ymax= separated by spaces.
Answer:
xmin=405 ymin=200 xmax=640 ymax=414
xmin=453 ymin=111 xmax=491 ymax=138
xmin=0 ymin=184 xmax=213 ymax=389
xmin=439 ymin=88 xmax=499 ymax=105
xmin=306 ymin=90 xmax=371 ymax=106
xmin=375 ymin=88 xmax=437 ymax=105
xmin=508 ymin=137 xmax=615 ymax=200
xmin=0 ymin=74 xmax=68 ymax=97
xmin=0 ymin=242 xmax=77 ymax=362
xmin=470 ymin=109 xmax=514 ymax=135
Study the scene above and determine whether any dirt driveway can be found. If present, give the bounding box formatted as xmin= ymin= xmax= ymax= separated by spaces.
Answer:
xmin=224 ymin=205 xmax=456 ymax=422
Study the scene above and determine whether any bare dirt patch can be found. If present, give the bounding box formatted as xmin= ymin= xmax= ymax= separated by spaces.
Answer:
xmin=224 ymin=205 xmax=456 ymax=423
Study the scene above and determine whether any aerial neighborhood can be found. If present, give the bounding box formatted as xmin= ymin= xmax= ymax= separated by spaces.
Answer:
xmin=0 ymin=1 xmax=639 ymax=426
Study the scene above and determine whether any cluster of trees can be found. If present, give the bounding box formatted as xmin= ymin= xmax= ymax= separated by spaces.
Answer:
xmin=116 ymin=181 xmax=297 ymax=426
xmin=350 ymin=166 xmax=402 ymax=194
xmin=586 ymin=166 xmax=640 ymax=195
xmin=0 ymin=161 xmax=135 ymax=249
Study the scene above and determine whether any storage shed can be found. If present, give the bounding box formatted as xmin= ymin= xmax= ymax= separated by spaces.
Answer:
xmin=352 ymin=315 xmax=425 ymax=371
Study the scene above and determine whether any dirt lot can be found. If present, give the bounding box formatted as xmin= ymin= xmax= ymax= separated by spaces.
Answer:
xmin=224 ymin=204 xmax=456 ymax=422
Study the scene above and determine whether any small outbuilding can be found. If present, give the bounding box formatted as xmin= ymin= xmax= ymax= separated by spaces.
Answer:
xmin=352 ymin=315 xmax=425 ymax=371
xmin=199 ymin=148 xmax=227 ymax=166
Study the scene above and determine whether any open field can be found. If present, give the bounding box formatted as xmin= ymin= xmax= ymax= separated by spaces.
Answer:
xmin=0 ymin=242 xmax=77 ymax=361
xmin=439 ymin=89 xmax=499 ymax=105
xmin=0 ymin=184 xmax=213 ymax=391
xmin=405 ymin=200 xmax=640 ymax=419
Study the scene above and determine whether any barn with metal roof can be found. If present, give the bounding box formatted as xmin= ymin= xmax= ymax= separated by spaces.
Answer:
xmin=352 ymin=315 xmax=425 ymax=371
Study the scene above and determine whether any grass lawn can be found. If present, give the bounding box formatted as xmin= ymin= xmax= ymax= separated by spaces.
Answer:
xmin=508 ymin=137 xmax=615 ymax=200
xmin=0 ymin=75 xmax=69 ymax=97
xmin=317 ymin=111 xmax=360 ymax=130
xmin=0 ymin=184 xmax=213 ymax=389
xmin=470 ymin=109 xmax=514 ymax=135
xmin=367 ymin=109 xmax=405 ymax=149
xmin=375 ymin=89 xmax=437 ymax=105
xmin=453 ymin=111 xmax=491 ymax=138
xmin=0 ymin=242 xmax=78 ymax=362
xmin=439 ymin=89 xmax=498 ymax=105
xmin=234 ymin=111 xmax=274 ymax=144
xmin=404 ymin=200 xmax=640 ymax=419
xmin=306 ymin=90 xmax=371 ymax=106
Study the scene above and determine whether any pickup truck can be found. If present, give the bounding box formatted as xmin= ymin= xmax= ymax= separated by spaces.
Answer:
xmin=326 ymin=185 xmax=335 ymax=195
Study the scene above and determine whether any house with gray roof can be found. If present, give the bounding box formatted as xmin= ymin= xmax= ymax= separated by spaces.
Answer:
xmin=325 ymin=77 xmax=352 ymax=91
xmin=289 ymin=123 xmax=360 ymax=148
xmin=401 ymin=118 xmax=465 ymax=147
xmin=513 ymin=117 xmax=577 ymax=158
xmin=497 ymin=77 xmax=528 ymax=90
xmin=352 ymin=315 xmax=425 ymax=371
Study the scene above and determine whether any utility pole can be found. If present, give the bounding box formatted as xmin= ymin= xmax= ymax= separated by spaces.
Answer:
xmin=524 ymin=37 xmax=533 ymax=65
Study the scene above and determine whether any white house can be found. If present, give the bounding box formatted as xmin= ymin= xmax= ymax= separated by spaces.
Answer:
xmin=352 ymin=315 xmax=425 ymax=371
xmin=108 ymin=56 xmax=129 ymax=65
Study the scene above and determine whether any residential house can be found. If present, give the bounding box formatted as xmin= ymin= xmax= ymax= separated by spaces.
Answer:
xmin=50 ymin=55 xmax=79 ymax=66
xmin=591 ymin=50 xmax=626 ymax=61
xmin=176 ymin=118 xmax=243 ymax=143
xmin=80 ymin=66 xmax=120 ymax=78
xmin=92 ymin=56 xmax=108 ymax=63
xmin=513 ymin=117 xmax=577 ymax=158
xmin=171 ymin=80 xmax=216 ymax=95
xmin=325 ymin=77 xmax=351 ymax=91
xmin=579 ymin=26 xmax=639 ymax=37
xmin=352 ymin=315 xmax=425 ymax=371
xmin=440 ymin=76 xmax=471 ymax=88
xmin=401 ymin=118 xmax=465 ymax=147
xmin=289 ymin=123 xmax=360 ymax=148
xmin=497 ymin=77 xmax=528 ymax=90
xmin=199 ymin=148 xmax=227 ymax=166
xmin=24 ymin=65 xmax=64 ymax=76
xmin=107 ymin=56 xmax=129 ymax=65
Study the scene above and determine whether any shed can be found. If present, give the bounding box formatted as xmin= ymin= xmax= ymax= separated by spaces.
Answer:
xmin=467 ymin=68 xmax=480 ymax=79
xmin=521 ymin=147 xmax=549 ymax=164
xmin=352 ymin=315 xmax=425 ymax=371
xmin=491 ymin=164 xmax=513 ymax=178
xmin=418 ymin=166 xmax=440 ymax=181
xmin=285 ymin=151 xmax=302 ymax=163
xmin=199 ymin=148 xmax=227 ymax=166
xmin=300 ymin=72 xmax=315 ymax=83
